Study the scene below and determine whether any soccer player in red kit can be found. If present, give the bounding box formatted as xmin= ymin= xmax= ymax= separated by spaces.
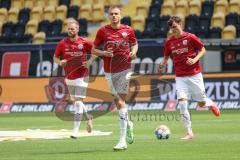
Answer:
xmin=54 ymin=18 xmax=95 ymax=138
xmin=159 ymin=16 xmax=220 ymax=140
xmin=92 ymin=6 xmax=138 ymax=150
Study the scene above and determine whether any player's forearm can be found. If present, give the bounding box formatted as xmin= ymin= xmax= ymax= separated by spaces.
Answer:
xmin=131 ymin=43 xmax=138 ymax=55
xmin=195 ymin=47 xmax=206 ymax=61
xmin=161 ymin=56 xmax=169 ymax=65
xmin=53 ymin=56 xmax=61 ymax=65
xmin=92 ymin=46 xmax=106 ymax=56
xmin=89 ymin=55 xmax=98 ymax=63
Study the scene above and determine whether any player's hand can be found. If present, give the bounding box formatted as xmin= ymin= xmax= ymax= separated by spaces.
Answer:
xmin=158 ymin=64 xmax=165 ymax=73
xmin=60 ymin=59 xmax=67 ymax=67
xmin=103 ymin=51 xmax=113 ymax=57
xmin=186 ymin=57 xmax=197 ymax=65
xmin=130 ymin=52 xmax=137 ymax=60
xmin=82 ymin=60 xmax=91 ymax=68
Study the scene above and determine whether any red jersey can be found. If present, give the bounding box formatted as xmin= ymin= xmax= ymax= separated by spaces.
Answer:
xmin=164 ymin=32 xmax=204 ymax=77
xmin=93 ymin=24 xmax=137 ymax=73
xmin=54 ymin=36 xmax=92 ymax=79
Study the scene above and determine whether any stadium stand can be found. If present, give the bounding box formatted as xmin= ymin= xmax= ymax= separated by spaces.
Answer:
xmin=0 ymin=0 xmax=240 ymax=43
xmin=24 ymin=0 xmax=35 ymax=9
xmin=0 ymin=0 xmax=11 ymax=10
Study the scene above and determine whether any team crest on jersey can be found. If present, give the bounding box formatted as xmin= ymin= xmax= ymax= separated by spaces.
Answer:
xmin=183 ymin=40 xmax=188 ymax=45
xmin=78 ymin=44 xmax=83 ymax=50
xmin=121 ymin=32 xmax=127 ymax=38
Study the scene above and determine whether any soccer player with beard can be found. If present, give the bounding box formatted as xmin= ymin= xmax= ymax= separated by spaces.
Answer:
xmin=54 ymin=18 xmax=95 ymax=138
xmin=92 ymin=6 xmax=138 ymax=150
xmin=159 ymin=16 xmax=221 ymax=140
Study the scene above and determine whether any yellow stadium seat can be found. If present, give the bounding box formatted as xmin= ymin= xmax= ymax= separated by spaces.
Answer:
xmin=93 ymin=0 xmax=105 ymax=4
xmin=211 ymin=12 xmax=225 ymax=29
xmin=79 ymin=4 xmax=92 ymax=21
xmin=167 ymin=28 xmax=173 ymax=38
xmin=0 ymin=21 xmax=3 ymax=35
xmin=35 ymin=0 xmax=48 ymax=8
xmin=32 ymin=32 xmax=46 ymax=44
xmin=26 ymin=19 xmax=39 ymax=35
xmin=11 ymin=0 xmax=24 ymax=9
xmin=48 ymin=0 xmax=59 ymax=8
xmin=8 ymin=7 xmax=19 ymax=24
xmin=43 ymin=6 xmax=56 ymax=22
xmin=214 ymin=0 xmax=228 ymax=15
xmin=0 ymin=8 xmax=8 ymax=23
xmin=189 ymin=0 xmax=201 ymax=16
xmin=30 ymin=6 xmax=43 ymax=21
xmin=81 ymin=0 xmax=93 ymax=5
xmin=132 ymin=15 xmax=145 ymax=32
xmin=92 ymin=3 xmax=105 ymax=22
xmin=136 ymin=2 xmax=149 ymax=17
xmin=108 ymin=0 xmax=121 ymax=6
xmin=175 ymin=0 xmax=189 ymax=16
xmin=222 ymin=25 xmax=236 ymax=40
xmin=24 ymin=0 xmax=35 ymax=9
xmin=71 ymin=0 xmax=83 ymax=7
xmin=175 ymin=13 xmax=186 ymax=28
xmin=161 ymin=0 xmax=175 ymax=16
xmin=62 ymin=18 xmax=74 ymax=33
xmin=164 ymin=0 xmax=179 ymax=3
xmin=56 ymin=5 xmax=67 ymax=21
xmin=229 ymin=0 xmax=240 ymax=14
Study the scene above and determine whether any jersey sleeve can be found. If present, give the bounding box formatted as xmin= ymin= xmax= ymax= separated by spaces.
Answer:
xmin=129 ymin=28 xmax=137 ymax=45
xmin=85 ymin=39 xmax=93 ymax=53
xmin=163 ymin=40 xmax=171 ymax=57
xmin=54 ymin=41 xmax=63 ymax=57
xmin=190 ymin=34 xmax=204 ymax=50
xmin=93 ymin=28 xmax=104 ymax=47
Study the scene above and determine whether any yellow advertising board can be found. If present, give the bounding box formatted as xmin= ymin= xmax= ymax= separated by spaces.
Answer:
xmin=0 ymin=75 xmax=156 ymax=103
xmin=1 ymin=73 xmax=240 ymax=103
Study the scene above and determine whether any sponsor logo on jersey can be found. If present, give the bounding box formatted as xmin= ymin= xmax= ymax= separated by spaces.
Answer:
xmin=183 ymin=40 xmax=188 ymax=45
xmin=78 ymin=44 xmax=83 ymax=50
xmin=121 ymin=32 xmax=128 ymax=38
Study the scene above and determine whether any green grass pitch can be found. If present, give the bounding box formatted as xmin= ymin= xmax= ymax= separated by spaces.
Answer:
xmin=0 ymin=110 xmax=239 ymax=160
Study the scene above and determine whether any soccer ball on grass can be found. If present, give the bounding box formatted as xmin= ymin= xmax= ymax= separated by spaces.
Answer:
xmin=155 ymin=125 xmax=171 ymax=140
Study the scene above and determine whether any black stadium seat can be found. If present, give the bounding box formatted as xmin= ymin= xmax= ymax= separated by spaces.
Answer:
xmin=208 ymin=27 xmax=222 ymax=39
xmin=196 ymin=16 xmax=211 ymax=38
xmin=155 ymin=15 xmax=170 ymax=38
xmin=48 ymin=19 xmax=63 ymax=37
xmin=59 ymin=0 xmax=70 ymax=7
xmin=225 ymin=13 xmax=240 ymax=26
xmin=121 ymin=16 xmax=131 ymax=26
xmin=0 ymin=22 xmax=14 ymax=43
xmin=201 ymin=0 xmax=214 ymax=18
xmin=78 ymin=18 xmax=88 ymax=36
xmin=151 ymin=0 xmax=163 ymax=6
xmin=0 ymin=0 xmax=11 ymax=10
xmin=10 ymin=22 xmax=26 ymax=43
xmin=18 ymin=8 xmax=30 ymax=25
xmin=185 ymin=15 xmax=199 ymax=34
xmin=67 ymin=5 xmax=79 ymax=19
xmin=148 ymin=5 xmax=161 ymax=18
xmin=38 ymin=20 xmax=51 ymax=34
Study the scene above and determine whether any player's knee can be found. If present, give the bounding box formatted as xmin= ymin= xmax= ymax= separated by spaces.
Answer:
xmin=114 ymin=98 xmax=125 ymax=109
xmin=198 ymin=101 xmax=205 ymax=107
xmin=178 ymin=100 xmax=188 ymax=114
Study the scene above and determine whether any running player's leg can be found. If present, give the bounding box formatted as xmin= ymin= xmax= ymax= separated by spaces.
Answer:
xmin=176 ymin=77 xmax=193 ymax=140
xmin=113 ymin=95 xmax=128 ymax=150
xmin=105 ymin=69 xmax=132 ymax=150
xmin=66 ymin=78 xmax=92 ymax=139
xmin=75 ymin=77 xmax=93 ymax=133
xmin=189 ymin=73 xmax=220 ymax=116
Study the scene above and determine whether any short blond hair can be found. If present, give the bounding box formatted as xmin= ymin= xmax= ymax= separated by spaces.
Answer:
xmin=108 ymin=5 xmax=121 ymax=13
xmin=67 ymin=18 xmax=79 ymax=29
